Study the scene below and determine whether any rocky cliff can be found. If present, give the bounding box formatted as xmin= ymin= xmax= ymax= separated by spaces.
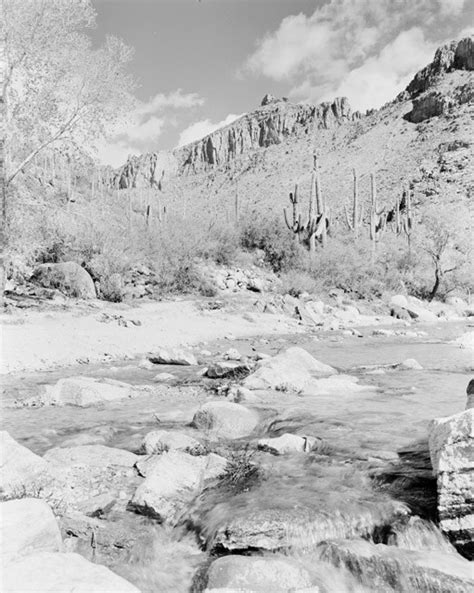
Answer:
xmin=112 ymin=35 xmax=473 ymax=212
xmin=113 ymin=96 xmax=360 ymax=189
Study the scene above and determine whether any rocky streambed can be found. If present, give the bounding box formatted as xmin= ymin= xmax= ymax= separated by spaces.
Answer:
xmin=1 ymin=304 xmax=473 ymax=592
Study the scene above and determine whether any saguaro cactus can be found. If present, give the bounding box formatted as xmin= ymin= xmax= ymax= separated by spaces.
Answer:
xmin=344 ymin=168 xmax=363 ymax=234
xmin=369 ymin=172 xmax=387 ymax=262
xmin=402 ymin=185 xmax=414 ymax=253
xmin=284 ymin=183 xmax=305 ymax=241
xmin=283 ymin=153 xmax=330 ymax=251
xmin=311 ymin=153 xmax=330 ymax=250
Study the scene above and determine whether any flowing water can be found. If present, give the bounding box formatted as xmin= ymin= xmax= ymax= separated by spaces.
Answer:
xmin=1 ymin=320 xmax=472 ymax=592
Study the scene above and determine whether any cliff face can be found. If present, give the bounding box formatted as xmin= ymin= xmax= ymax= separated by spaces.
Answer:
xmin=112 ymin=36 xmax=472 ymax=191
xmin=113 ymin=96 xmax=359 ymax=189
xmin=177 ymin=96 xmax=359 ymax=174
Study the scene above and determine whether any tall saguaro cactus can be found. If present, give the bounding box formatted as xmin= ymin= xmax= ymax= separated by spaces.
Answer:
xmin=402 ymin=185 xmax=414 ymax=253
xmin=284 ymin=184 xmax=305 ymax=241
xmin=283 ymin=153 xmax=330 ymax=251
xmin=369 ymin=172 xmax=387 ymax=263
xmin=344 ymin=168 xmax=363 ymax=234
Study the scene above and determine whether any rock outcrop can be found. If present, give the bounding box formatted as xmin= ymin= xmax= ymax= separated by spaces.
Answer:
xmin=429 ymin=408 xmax=474 ymax=559
xmin=405 ymin=36 xmax=473 ymax=97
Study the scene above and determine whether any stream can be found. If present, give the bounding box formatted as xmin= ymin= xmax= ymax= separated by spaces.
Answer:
xmin=1 ymin=320 xmax=472 ymax=592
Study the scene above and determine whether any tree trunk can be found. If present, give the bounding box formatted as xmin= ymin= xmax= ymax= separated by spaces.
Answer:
xmin=0 ymin=39 xmax=7 ymax=306
xmin=429 ymin=263 xmax=442 ymax=301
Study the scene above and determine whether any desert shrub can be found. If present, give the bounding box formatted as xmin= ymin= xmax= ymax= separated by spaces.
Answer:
xmin=279 ymin=269 xmax=319 ymax=297
xmin=218 ymin=446 xmax=262 ymax=494
xmin=239 ymin=213 xmax=304 ymax=272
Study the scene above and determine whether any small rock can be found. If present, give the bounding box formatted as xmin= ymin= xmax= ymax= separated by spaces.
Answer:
xmin=397 ymin=358 xmax=423 ymax=370
xmin=372 ymin=329 xmax=395 ymax=337
xmin=138 ymin=358 xmax=155 ymax=370
xmin=149 ymin=348 xmax=197 ymax=366
xmin=192 ymin=401 xmax=259 ymax=438
xmin=258 ymin=433 xmax=317 ymax=455
xmin=223 ymin=348 xmax=242 ymax=361
xmin=205 ymin=361 xmax=251 ymax=379
xmin=153 ymin=372 xmax=176 ymax=382
xmin=140 ymin=430 xmax=203 ymax=456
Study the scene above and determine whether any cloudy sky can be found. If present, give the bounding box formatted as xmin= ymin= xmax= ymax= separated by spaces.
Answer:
xmin=91 ymin=0 xmax=472 ymax=166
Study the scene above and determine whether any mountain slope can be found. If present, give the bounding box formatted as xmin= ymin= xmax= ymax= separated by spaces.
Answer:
xmin=114 ymin=37 xmax=473 ymax=225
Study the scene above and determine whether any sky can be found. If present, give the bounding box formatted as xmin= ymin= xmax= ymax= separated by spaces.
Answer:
xmin=91 ymin=0 xmax=473 ymax=166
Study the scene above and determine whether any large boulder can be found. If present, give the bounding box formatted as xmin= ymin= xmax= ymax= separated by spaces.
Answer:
xmin=2 ymin=552 xmax=140 ymax=592
xmin=243 ymin=347 xmax=336 ymax=392
xmin=191 ymin=401 xmax=259 ymax=438
xmin=129 ymin=450 xmax=227 ymax=524
xmin=43 ymin=377 xmax=136 ymax=407
xmin=1 ymin=499 xmax=62 ymax=564
xmin=0 ymin=431 xmax=52 ymax=497
xmin=141 ymin=430 xmax=203 ymax=455
xmin=429 ymin=408 xmax=474 ymax=558
xmin=205 ymin=555 xmax=313 ymax=592
xmin=31 ymin=262 xmax=96 ymax=299
xmin=319 ymin=539 xmax=473 ymax=593
xmin=209 ymin=503 xmax=407 ymax=553
xmin=43 ymin=445 xmax=139 ymax=469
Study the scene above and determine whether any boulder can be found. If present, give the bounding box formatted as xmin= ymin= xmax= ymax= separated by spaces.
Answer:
xmin=31 ymin=262 xmax=96 ymax=299
xmin=397 ymin=358 xmax=424 ymax=370
xmin=43 ymin=445 xmax=139 ymax=468
xmin=429 ymin=408 xmax=474 ymax=558
xmin=140 ymin=430 xmax=203 ymax=455
xmin=319 ymin=539 xmax=473 ymax=593
xmin=210 ymin=503 xmax=407 ymax=553
xmin=149 ymin=348 xmax=197 ymax=366
xmin=257 ymin=433 xmax=317 ymax=455
xmin=0 ymin=431 xmax=51 ymax=497
xmin=191 ymin=401 xmax=259 ymax=438
xmin=205 ymin=361 xmax=251 ymax=379
xmin=43 ymin=377 xmax=135 ymax=407
xmin=390 ymin=294 xmax=409 ymax=309
xmin=205 ymin=555 xmax=313 ymax=592
xmin=243 ymin=347 xmax=336 ymax=392
xmin=1 ymin=499 xmax=62 ymax=564
xmin=390 ymin=305 xmax=412 ymax=321
xmin=129 ymin=450 xmax=226 ymax=524
xmin=2 ymin=552 xmax=140 ymax=592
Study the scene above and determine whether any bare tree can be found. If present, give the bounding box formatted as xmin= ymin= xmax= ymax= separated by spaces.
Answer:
xmin=0 ymin=0 xmax=136 ymax=299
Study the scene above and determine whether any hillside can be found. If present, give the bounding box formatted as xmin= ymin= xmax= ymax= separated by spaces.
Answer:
xmin=112 ymin=37 xmax=473 ymax=225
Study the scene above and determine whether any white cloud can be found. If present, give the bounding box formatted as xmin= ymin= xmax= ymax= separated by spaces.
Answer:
xmin=315 ymin=28 xmax=437 ymax=111
xmin=136 ymin=89 xmax=204 ymax=117
xmin=244 ymin=0 xmax=470 ymax=112
xmin=439 ymin=0 xmax=466 ymax=16
xmin=97 ymin=89 xmax=205 ymax=166
xmin=177 ymin=113 xmax=244 ymax=147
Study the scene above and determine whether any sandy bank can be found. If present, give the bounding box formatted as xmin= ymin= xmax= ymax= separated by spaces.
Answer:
xmin=0 ymin=298 xmax=301 ymax=374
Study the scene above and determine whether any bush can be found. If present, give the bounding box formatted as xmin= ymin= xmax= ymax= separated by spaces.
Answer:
xmin=239 ymin=214 xmax=304 ymax=272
